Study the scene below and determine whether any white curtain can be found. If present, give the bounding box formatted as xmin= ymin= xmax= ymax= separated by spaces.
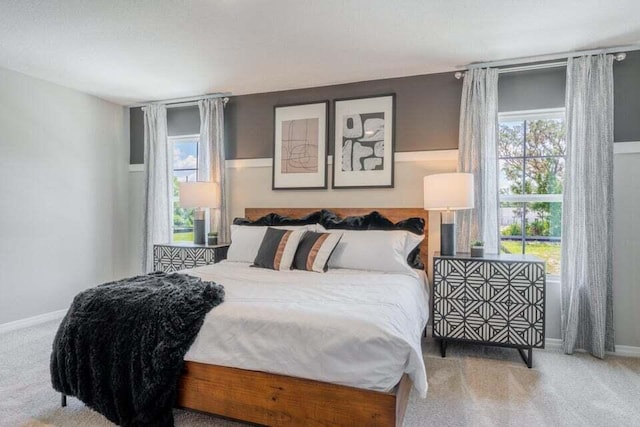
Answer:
xmin=457 ymin=68 xmax=500 ymax=253
xmin=198 ymin=98 xmax=229 ymax=243
xmin=142 ymin=104 xmax=171 ymax=272
xmin=561 ymin=54 xmax=615 ymax=358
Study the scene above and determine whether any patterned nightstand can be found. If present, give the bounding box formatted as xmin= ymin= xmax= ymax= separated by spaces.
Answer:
xmin=432 ymin=252 xmax=546 ymax=368
xmin=153 ymin=243 xmax=229 ymax=273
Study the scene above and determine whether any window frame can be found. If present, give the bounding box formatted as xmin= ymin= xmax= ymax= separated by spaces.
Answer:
xmin=169 ymin=133 xmax=200 ymax=243
xmin=498 ymin=107 xmax=565 ymax=278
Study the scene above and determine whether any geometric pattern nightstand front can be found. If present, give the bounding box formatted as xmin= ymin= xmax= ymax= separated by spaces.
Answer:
xmin=433 ymin=253 xmax=545 ymax=367
xmin=153 ymin=243 xmax=229 ymax=273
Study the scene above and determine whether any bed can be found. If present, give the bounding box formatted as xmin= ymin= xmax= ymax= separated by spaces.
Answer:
xmin=176 ymin=208 xmax=430 ymax=426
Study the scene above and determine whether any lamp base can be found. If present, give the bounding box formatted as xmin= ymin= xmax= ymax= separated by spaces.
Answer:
xmin=193 ymin=219 xmax=206 ymax=245
xmin=440 ymin=223 xmax=456 ymax=256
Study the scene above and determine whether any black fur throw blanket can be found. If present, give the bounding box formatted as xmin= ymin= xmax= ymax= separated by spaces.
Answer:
xmin=50 ymin=272 xmax=225 ymax=426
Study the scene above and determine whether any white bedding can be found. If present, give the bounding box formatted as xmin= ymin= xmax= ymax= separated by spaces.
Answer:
xmin=184 ymin=261 xmax=429 ymax=397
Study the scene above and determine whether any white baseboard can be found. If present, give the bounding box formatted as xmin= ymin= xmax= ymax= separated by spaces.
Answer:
xmin=545 ymin=338 xmax=563 ymax=351
xmin=613 ymin=345 xmax=640 ymax=357
xmin=545 ymin=338 xmax=640 ymax=357
xmin=0 ymin=309 xmax=67 ymax=334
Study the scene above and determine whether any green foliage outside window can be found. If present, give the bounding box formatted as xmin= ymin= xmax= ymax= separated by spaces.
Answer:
xmin=173 ymin=176 xmax=195 ymax=241
xmin=173 ymin=176 xmax=195 ymax=229
xmin=499 ymin=119 xmax=565 ymax=239
xmin=499 ymin=116 xmax=565 ymax=275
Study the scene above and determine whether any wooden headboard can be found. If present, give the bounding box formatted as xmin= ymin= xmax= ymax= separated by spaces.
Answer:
xmin=245 ymin=208 xmax=429 ymax=269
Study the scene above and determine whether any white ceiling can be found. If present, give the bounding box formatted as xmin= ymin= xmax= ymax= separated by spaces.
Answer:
xmin=1 ymin=0 xmax=639 ymax=105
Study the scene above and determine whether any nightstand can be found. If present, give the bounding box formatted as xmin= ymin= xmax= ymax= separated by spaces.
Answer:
xmin=432 ymin=252 xmax=546 ymax=368
xmin=153 ymin=242 xmax=229 ymax=273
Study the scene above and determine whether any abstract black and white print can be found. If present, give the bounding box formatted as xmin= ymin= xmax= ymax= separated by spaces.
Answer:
xmin=341 ymin=112 xmax=385 ymax=172
xmin=281 ymin=118 xmax=319 ymax=174
xmin=333 ymin=94 xmax=394 ymax=188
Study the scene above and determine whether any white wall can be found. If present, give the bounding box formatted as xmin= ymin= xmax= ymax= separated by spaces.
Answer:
xmin=612 ymin=152 xmax=640 ymax=348
xmin=127 ymin=149 xmax=640 ymax=348
xmin=126 ymin=156 xmax=457 ymax=277
xmin=228 ymin=157 xmax=456 ymax=279
xmin=0 ymin=66 xmax=130 ymax=324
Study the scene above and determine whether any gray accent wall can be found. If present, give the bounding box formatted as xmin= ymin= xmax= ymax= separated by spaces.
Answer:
xmin=613 ymin=50 xmax=640 ymax=142
xmin=498 ymin=51 xmax=640 ymax=143
xmin=130 ymin=107 xmax=144 ymax=164
xmin=498 ymin=67 xmax=566 ymax=112
xmin=167 ymin=105 xmax=200 ymax=136
xmin=129 ymin=51 xmax=640 ymax=163
xmin=129 ymin=104 xmax=202 ymax=164
xmin=129 ymin=71 xmax=462 ymax=163
xmin=226 ymin=72 xmax=461 ymax=159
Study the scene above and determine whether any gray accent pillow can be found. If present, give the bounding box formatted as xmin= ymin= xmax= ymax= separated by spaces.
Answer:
xmin=253 ymin=228 xmax=306 ymax=270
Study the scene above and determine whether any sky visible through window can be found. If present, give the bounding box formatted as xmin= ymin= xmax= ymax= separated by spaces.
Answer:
xmin=172 ymin=137 xmax=199 ymax=242
xmin=173 ymin=139 xmax=198 ymax=182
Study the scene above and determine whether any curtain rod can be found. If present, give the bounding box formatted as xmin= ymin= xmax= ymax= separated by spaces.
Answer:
xmin=127 ymin=92 xmax=232 ymax=108
xmin=453 ymin=44 xmax=639 ymax=79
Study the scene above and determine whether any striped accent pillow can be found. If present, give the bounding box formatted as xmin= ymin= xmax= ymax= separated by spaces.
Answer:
xmin=253 ymin=228 xmax=306 ymax=270
xmin=293 ymin=232 xmax=342 ymax=273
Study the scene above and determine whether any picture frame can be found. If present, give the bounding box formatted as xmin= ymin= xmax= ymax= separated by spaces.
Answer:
xmin=272 ymin=101 xmax=329 ymax=190
xmin=332 ymin=94 xmax=395 ymax=189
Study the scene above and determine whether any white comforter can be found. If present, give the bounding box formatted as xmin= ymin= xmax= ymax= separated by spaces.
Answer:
xmin=184 ymin=261 xmax=429 ymax=397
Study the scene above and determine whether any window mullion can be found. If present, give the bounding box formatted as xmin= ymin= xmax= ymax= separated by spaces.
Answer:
xmin=498 ymin=110 xmax=565 ymax=275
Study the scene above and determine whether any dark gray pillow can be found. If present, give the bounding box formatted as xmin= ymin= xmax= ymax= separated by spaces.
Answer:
xmin=293 ymin=232 xmax=342 ymax=273
xmin=253 ymin=228 xmax=306 ymax=270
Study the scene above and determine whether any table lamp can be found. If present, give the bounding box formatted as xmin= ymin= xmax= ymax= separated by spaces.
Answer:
xmin=179 ymin=182 xmax=220 ymax=245
xmin=423 ymin=173 xmax=474 ymax=256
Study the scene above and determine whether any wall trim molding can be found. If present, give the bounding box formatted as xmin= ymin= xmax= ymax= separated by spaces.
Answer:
xmin=614 ymin=141 xmax=640 ymax=154
xmin=396 ymin=149 xmax=459 ymax=162
xmin=225 ymin=149 xmax=458 ymax=169
xmin=129 ymin=142 xmax=637 ymax=172
xmin=226 ymin=157 xmax=272 ymax=168
xmin=545 ymin=338 xmax=640 ymax=358
xmin=0 ymin=309 xmax=67 ymax=334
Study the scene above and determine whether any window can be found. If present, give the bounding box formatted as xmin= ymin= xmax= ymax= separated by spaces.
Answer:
xmin=170 ymin=135 xmax=199 ymax=242
xmin=498 ymin=108 xmax=565 ymax=275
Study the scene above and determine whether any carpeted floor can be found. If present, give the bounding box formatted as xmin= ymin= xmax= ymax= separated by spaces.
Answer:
xmin=1 ymin=319 xmax=639 ymax=427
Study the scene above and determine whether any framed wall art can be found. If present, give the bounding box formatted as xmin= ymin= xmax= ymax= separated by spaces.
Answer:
xmin=332 ymin=94 xmax=395 ymax=188
xmin=273 ymin=101 xmax=329 ymax=190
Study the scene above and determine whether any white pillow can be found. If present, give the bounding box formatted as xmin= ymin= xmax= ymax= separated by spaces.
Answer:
xmin=316 ymin=225 xmax=424 ymax=264
xmin=227 ymin=224 xmax=316 ymax=263
xmin=405 ymin=232 xmax=425 ymax=258
xmin=326 ymin=229 xmax=415 ymax=275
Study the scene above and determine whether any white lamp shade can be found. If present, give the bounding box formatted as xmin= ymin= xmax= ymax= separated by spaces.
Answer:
xmin=423 ymin=173 xmax=474 ymax=210
xmin=179 ymin=182 xmax=220 ymax=208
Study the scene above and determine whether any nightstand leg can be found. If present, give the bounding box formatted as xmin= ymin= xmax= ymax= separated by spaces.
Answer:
xmin=517 ymin=347 xmax=533 ymax=368
xmin=440 ymin=339 xmax=447 ymax=358
xmin=61 ymin=393 xmax=67 ymax=407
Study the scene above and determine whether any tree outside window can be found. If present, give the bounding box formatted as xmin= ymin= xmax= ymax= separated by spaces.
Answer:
xmin=498 ymin=109 xmax=565 ymax=275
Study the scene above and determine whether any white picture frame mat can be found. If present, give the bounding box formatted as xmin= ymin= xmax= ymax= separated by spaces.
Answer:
xmin=334 ymin=96 xmax=394 ymax=187
xmin=274 ymin=103 xmax=327 ymax=188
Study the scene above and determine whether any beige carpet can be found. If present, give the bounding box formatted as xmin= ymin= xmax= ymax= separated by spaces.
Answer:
xmin=1 ymin=319 xmax=639 ymax=427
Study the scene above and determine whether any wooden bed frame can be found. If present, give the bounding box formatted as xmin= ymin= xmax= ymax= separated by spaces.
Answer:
xmin=177 ymin=207 xmax=429 ymax=426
